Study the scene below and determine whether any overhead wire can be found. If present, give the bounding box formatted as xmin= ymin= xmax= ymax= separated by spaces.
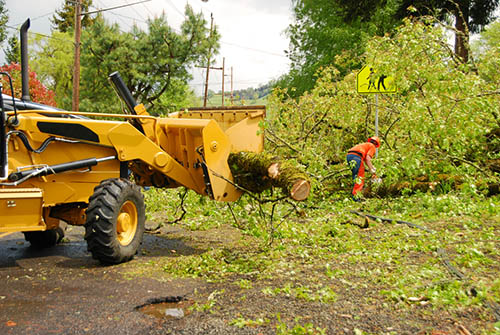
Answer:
xmin=124 ymin=0 xmax=147 ymax=22
xmin=190 ymin=77 xmax=277 ymax=86
xmin=142 ymin=1 xmax=155 ymax=17
xmin=162 ymin=0 xmax=186 ymax=19
xmin=94 ymin=0 xmax=134 ymax=30
xmin=108 ymin=12 xmax=148 ymax=25
xmin=221 ymin=41 xmax=287 ymax=58
xmin=4 ymin=25 xmax=73 ymax=45
xmin=12 ymin=11 xmax=55 ymax=27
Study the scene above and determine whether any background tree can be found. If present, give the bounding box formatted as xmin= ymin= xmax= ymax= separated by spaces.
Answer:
xmin=79 ymin=6 xmax=219 ymax=115
xmin=474 ymin=19 xmax=500 ymax=48
xmin=30 ymin=31 xmax=74 ymax=109
xmin=472 ymin=20 xmax=500 ymax=86
xmin=0 ymin=63 xmax=56 ymax=106
xmin=0 ymin=0 xmax=8 ymax=45
xmin=395 ymin=0 xmax=500 ymax=62
xmin=51 ymin=0 xmax=95 ymax=32
xmin=278 ymin=0 xmax=400 ymax=97
xmin=4 ymin=35 xmax=20 ymax=64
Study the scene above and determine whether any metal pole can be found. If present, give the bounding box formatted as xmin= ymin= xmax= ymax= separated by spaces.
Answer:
xmin=221 ymin=57 xmax=225 ymax=106
xmin=20 ymin=19 xmax=31 ymax=102
xmin=72 ymin=0 xmax=81 ymax=112
xmin=230 ymin=66 xmax=233 ymax=105
xmin=375 ymin=94 xmax=379 ymax=157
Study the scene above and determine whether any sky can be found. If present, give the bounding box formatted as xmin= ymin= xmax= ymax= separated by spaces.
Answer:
xmin=2 ymin=0 xmax=293 ymax=94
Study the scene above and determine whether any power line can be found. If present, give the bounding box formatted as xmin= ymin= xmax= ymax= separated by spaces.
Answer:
xmin=81 ymin=0 xmax=152 ymax=15
xmin=12 ymin=11 xmax=55 ymax=27
xmin=124 ymin=0 xmax=147 ymax=22
xmin=95 ymin=0 xmax=134 ymax=31
xmin=141 ymin=1 xmax=155 ymax=17
xmin=162 ymin=0 xmax=185 ymax=19
xmin=109 ymin=11 xmax=148 ymax=25
xmin=220 ymin=40 xmax=287 ymax=58
xmin=4 ymin=25 xmax=73 ymax=44
xmin=190 ymin=79 xmax=277 ymax=86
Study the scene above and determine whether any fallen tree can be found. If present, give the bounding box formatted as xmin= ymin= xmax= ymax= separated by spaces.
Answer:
xmin=228 ymin=151 xmax=311 ymax=201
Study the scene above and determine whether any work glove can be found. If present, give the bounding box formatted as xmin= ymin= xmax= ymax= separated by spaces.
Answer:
xmin=371 ymin=174 xmax=382 ymax=184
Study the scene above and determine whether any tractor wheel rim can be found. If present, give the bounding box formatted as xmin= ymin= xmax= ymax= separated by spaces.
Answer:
xmin=117 ymin=200 xmax=138 ymax=246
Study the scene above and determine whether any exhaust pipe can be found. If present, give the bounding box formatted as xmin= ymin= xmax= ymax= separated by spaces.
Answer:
xmin=20 ymin=19 xmax=30 ymax=102
xmin=109 ymin=71 xmax=138 ymax=115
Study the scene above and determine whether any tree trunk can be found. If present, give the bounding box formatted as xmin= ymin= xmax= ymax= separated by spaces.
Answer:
xmin=228 ymin=151 xmax=311 ymax=201
xmin=454 ymin=7 xmax=469 ymax=63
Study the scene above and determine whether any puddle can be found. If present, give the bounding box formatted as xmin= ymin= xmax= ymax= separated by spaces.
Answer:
xmin=136 ymin=296 xmax=194 ymax=320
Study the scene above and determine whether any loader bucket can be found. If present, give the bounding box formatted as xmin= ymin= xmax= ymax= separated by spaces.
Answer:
xmin=170 ymin=105 xmax=265 ymax=153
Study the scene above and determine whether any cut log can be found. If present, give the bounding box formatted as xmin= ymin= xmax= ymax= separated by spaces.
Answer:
xmin=228 ymin=151 xmax=311 ymax=201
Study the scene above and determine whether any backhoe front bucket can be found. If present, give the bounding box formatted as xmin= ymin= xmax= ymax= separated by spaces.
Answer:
xmin=162 ymin=106 xmax=266 ymax=201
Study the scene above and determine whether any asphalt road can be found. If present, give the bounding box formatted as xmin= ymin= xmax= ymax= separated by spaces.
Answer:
xmin=0 ymin=227 xmax=203 ymax=335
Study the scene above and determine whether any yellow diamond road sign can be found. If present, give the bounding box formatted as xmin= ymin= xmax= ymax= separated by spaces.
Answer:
xmin=357 ymin=65 xmax=397 ymax=94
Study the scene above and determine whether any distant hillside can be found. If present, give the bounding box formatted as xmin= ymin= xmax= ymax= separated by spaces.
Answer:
xmin=232 ymin=83 xmax=272 ymax=101
xmin=204 ymin=83 xmax=272 ymax=106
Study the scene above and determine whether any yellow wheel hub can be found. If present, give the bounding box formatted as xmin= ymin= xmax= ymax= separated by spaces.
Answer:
xmin=116 ymin=201 xmax=138 ymax=246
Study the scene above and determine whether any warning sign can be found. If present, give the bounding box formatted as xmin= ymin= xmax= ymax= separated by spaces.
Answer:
xmin=357 ymin=65 xmax=397 ymax=94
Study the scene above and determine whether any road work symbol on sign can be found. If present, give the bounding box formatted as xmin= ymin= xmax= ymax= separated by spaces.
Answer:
xmin=357 ymin=65 xmax=397 ymax=94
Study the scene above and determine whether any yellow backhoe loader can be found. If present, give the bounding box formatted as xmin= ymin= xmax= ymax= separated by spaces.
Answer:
xmin=0 ymin=19 xmax=264 ymax=264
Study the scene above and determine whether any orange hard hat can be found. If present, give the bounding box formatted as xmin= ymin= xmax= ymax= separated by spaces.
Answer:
xmin=367 ymin=136 xmax=380 ymax=148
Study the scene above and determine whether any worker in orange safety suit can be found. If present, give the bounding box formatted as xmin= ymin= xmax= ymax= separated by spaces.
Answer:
xmin=346 ymin=136 xmax=380 ymax=200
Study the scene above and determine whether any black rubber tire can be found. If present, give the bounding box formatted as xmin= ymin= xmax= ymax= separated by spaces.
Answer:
xmin=24 ymin=222 xmax=66 ymax=248
xmin=84 ymin=178 xmax=145 ymax=264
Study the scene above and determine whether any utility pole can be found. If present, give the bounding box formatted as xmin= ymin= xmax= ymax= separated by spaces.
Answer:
xmin=229 ymin=66 xmax=233 ymax=105
xmin=72 ymin=0 xmax=82 ymax=112
xmin=72 ymin=0 xmax=152 ymax=112
xmin=223 ymin=66 xmax=233 ymax=105
xmin=221 ymin=57 xmax=225 ymax=106
xmin=203 ymin=13 xmax=214 ymax=107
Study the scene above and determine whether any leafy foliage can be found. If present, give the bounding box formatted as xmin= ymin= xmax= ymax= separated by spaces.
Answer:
xmin=79 ymin=7 xmax=219 ymax=115
xmin=268 ymin=17 xmax=500 ymax=191
xmin=473 ymin=19 xmax=500 ymax=84
xmin=30 ymin=31 xmax=74 ymax=110
xmin=0 ymin=0 xmax=8 ymax=45
xmin=0 ymin=63 xmax=56 ymax=106
xmin=138 ymin=185 xmax=500 ymax=333
xmin=232 ymin=83 xmax=272 ymax=102
xmin=127 ymin=16 xmax=499 ymax=335
xmin=396 ymin=0 xmax=499 ymax=34
xmin=395 ymin=0 xmax=500 ymax=61
xmin=28 ymin=5 xmax=217 ymax=114
xmin=279 ymin=0 xmax=401 ymax=97
xmin=3 ymin=34 xmax=20 ymax=65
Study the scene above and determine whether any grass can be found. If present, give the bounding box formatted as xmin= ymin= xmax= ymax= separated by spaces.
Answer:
xmin=137 ymin=187 xmax=500 ymax=333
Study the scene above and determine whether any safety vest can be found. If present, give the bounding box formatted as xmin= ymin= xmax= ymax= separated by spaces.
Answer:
xmin=347 ymin=142 xmax=376 ymax=160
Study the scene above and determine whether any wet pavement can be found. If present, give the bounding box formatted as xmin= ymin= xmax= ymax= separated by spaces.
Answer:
xmin=0 ymin=226 xmax=203 ymax=335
